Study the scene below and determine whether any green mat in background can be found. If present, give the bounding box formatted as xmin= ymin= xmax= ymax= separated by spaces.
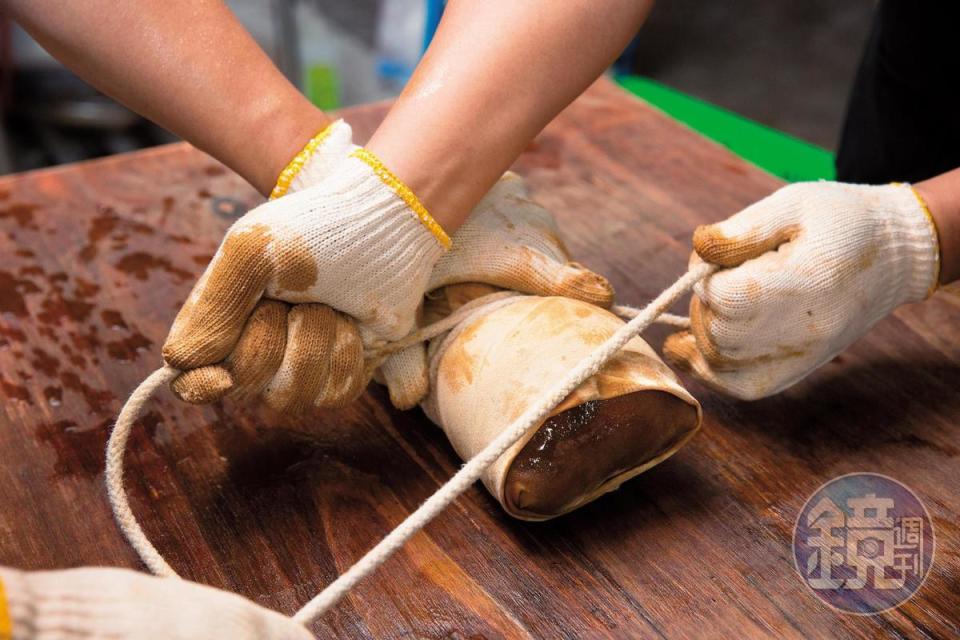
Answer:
xmin=616 ymin=75 xmax=835 ymax=182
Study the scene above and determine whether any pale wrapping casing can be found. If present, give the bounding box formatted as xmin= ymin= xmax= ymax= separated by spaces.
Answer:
xmin=422 ymin=295 xmax=702 ymax=520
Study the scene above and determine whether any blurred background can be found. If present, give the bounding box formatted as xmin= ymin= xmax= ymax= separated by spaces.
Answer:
xmin=0 ymin=0 xmax=874 ymax=180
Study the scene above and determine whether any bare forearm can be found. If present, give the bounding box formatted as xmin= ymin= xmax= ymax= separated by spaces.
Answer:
xmin=367 ymin=0 xmax=653 ymax=231
xmin=4 ymin=0 xmax=329 ymax=195
xmin=916 ymin=167 xmax=960 ymax=284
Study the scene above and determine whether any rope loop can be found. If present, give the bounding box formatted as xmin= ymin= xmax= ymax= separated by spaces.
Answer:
xmin=105 ymin=261 xmax=717 ymax=628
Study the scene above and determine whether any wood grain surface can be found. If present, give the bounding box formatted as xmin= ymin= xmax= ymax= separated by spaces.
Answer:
xmin=1 ymin=78 xmax=957 ymax=639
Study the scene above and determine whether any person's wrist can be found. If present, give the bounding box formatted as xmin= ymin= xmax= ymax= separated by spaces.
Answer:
xmin=363 ymin=137 xmax=473 ymax=232
xmin=915 ymin=169 xmax=960 ymax=284
xmin=245 ymin=98 xmax=332 ymax=197
xmin=883 ymin=183 xmax=941 ymax=302
xmin=347 ymin=147 xmax=451 ymax=251
xmin=364 ymin=106 xmax=513 ymax=235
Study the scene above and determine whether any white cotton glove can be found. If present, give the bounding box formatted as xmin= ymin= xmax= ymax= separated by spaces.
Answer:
xmin=285 ymin=119 xmax=358 ymax=195
xmin=378 ymin=172 xmax=616 ymax=409
xmin=163 ymin=140 xmax=451 ymax=413
xmin=0 ymin=566 xmax=311 ymax=640
xmin=426 ymin=172 xmax=615 ymax=302
xmin=663 ymin=181 xmax=940 ymax=400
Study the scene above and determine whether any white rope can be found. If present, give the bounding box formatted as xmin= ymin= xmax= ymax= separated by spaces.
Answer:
xmin=361 ymin=290 xmax=522 ymax=378
xmin=615 ymin=305 xmax=691 ymax=328
xmin=105 ymin=365 xmax=182 ymax=579
xmin=105 ymin=261 xmax=716 ymax=628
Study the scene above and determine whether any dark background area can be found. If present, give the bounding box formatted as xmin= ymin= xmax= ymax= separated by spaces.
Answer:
xmin=0 ymin=0 xmax=875 ymax=176
xmin=629 ymin=1 xmax=874 ymax=149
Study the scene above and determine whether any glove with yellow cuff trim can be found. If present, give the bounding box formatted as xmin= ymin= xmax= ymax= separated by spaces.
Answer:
xmin=164 ymin=128 xmax=450 ymax=413
xmin=269 ymin=119 xmax=357 ymax=199
xmin=663 ymin=181 xmax=940 ymax=400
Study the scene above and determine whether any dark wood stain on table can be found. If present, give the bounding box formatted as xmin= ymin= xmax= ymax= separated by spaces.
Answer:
xmin=0 ymin=79 xmax=957 ymax=639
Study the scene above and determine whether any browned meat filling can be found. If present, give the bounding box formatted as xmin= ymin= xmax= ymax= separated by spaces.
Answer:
xmin=504 ymin=390 xmax=699 ymax=517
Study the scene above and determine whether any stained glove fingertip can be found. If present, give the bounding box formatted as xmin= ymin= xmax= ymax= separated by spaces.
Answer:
xmin=662 ymin=331 xmax=698 ymax=372
xmin=557 ymin=262 xmax=615 ymax=307
xmin=380 ymin=345 xmax=429 ymax=410
xmin=693 ymin=220 xmax=802 ymax=268
xmin=170 ymin=366 xmax=234 ymax=405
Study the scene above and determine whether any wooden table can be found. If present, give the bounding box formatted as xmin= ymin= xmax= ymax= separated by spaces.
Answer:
xmin=1 ymin=78 xmax=957 ymax=639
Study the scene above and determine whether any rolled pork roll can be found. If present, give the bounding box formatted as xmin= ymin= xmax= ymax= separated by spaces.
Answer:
xmin=421 ymin=284 xmax=702 ymax=521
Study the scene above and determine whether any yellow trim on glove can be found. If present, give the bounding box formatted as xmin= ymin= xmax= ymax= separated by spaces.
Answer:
xmin=895 ymin=182 xmax=941 ymax=297
xmin=350 ymin=148 xmax=452 ymax=250
xmin=0 ymin=574 xmax=12 ymax=639
xmin=269 ymin=123 xmax=337 ymax=200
